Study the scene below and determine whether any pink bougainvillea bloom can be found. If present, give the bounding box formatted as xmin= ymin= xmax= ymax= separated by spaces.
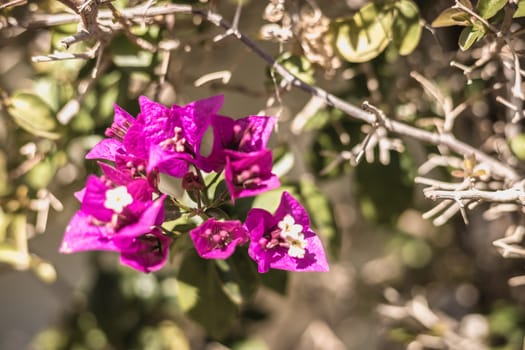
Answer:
xmin=189 ymin=218 xmax=248 ymax=259
xmin=117 ymin=229 xmax=171 ymax=272
xmin=87 ymin=104 xmax=135 ymax=161
xmin=199 ymin=114 xmax=276 ymax=172
xmin=125 ymin=95 xmax=224 ymax=177
xmin=59 ymin=175 xmax=171 ymax=272
xmin=224 ymin=149 xmax=280 ymax=201
xmin=87 ymin=104 xmax=155 ymax=186
xmin=244 ymin=191 xmax=329 ymax=273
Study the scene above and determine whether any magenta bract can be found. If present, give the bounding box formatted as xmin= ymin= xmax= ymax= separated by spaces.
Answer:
xmin=190 ymin=218 xmax=248 ymax=259
xmin=244 ymin=192 xmax=329 ymax=273
xmin=59 ymin=175 xmax=171 ymax=272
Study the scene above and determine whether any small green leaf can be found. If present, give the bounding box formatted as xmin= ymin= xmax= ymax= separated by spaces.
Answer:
xmin=275 ymin=52 xmax=315 ymax=85
xmin=177 ymin=251 xmax=238 ymax=339
xmin=7 ymin=92 xmax=60 ymax=139
xmin=392 ymin=0 xmax=422 ymax=55
xmin=0 ymin=152 xmax=9 ymax=197
xmin=458 ymin=25 xmax=485 ymax=51
xmin=334 ymin=2 xmax=394 ymax=63
xmin=431 ymin=8 xmax=471 ymax=27
xmin=251 ymin=186 xmax=297 ymax=212
xmin=25 ymin=157 xmax=56 ymax=190
xmin=514 ymin=0 xmax=525 ymax=17
xmin=477 ymin=0 xmax=508 ymax=19
xmin=510 ymin=134 xmax=525 ymax=160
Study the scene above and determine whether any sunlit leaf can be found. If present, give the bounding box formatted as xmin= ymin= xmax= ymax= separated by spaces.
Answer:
xmin=7 ymin=92 xmax=60 ymax=139
xmin=232 ymin=337 xmax=269 ymax=350
xmin=0 ymin=214 xmax=30 ymax=269
xmin=510 ymin=134 xmax=525 ymax=160
xmin=251 ymin=186 xmax=297 ymax=212
xmin=514 ymin=0 xmax=525 ymax=17
xmin=275 ymin=52 xmax=315 ymax=85
xmin=431 ymin=8 xmax=471 ymax=27
xmin=477 ymin=0 xmax=508 ymax=19
xmin=0 ymin=152 xmax=9 ymax=197
xmin=392 ymin=0 xmax=422 ymax=55
xmin=458 ymin=25 xmax=485 ymax=51
xmin=334 ymin=2 xmax=394 ymax=62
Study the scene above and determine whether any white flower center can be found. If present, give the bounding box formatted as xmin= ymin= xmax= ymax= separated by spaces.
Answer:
xmin=104 ymin=186 xmax=133 ymax=213
xmin=278 ymin=214 xmax=307 ymax=258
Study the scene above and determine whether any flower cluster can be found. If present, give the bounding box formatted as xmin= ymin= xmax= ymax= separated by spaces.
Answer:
xmin=60 ymin=95 xmax=328 ymax=274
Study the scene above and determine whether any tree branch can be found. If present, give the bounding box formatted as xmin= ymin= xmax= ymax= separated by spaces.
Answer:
xmin=12 ymin=3 xmax=522 ymax=182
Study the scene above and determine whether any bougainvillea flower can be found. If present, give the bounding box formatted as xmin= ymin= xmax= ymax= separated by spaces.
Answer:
xmin=86 ymin=104 xmax=157 ymax=187
xmin=189 ymin=218 xmax=248 ymax=259
xmin=86 ymin=104 xmax=135 ymax=160
xmin=224 ymin=149 xmax=280 ymax=201
xmin=59 ymin=175 xmax=171 ymax=272
xmin=124 ymin=95 xmax=224 ymax=177
xmin=199 ymin=114 xmax=276 ymax=172
xmin=117 ymin=229 xmax=171 ymax=272
xmin=244 ymin=191 xmax=329 ymax=273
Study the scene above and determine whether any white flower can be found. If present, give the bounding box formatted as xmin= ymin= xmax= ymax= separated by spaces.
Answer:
xmin=104 ymin=186 xmax=133 ymax=213
xmin=278 ymin=214 xmax=307 ymax=258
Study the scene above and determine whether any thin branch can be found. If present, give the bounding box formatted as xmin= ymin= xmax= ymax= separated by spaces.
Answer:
xmin=424 ymin=186 xmax=525 ymax=205
xmin=12 ymin=3 xmax=521 ymax=182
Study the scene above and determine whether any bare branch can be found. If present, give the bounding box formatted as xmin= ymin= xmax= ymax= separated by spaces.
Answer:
xmin=12 ymin=3 xmax=521 ymax=182
xmin=424 ymin=186 xmax=525 ymax=205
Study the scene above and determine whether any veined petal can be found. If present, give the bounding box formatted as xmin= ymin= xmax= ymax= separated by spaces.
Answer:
xmin=86 ymin=138 xmax=123 ymax=160
xmin=178 ymin=94 xmax=224 ymax=148
xmin=148 ymin=144 xmax=190 ymax=177
xmin=59 ymin=211 xmax=120 ymax=254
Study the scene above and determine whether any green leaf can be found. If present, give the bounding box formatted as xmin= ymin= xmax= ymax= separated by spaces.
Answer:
xmin=298 ymin=177 xmax=340 ymax=258
xmin=177 ymin=250 xmax=238 ymax=339
xmin=458 ymin=25 xmax=486 ymax=51
xmin=355 ymin=152 xmax=414 ymax=225
xmin=275 ymin=52 xmax=315 ymax=85
xmin=392 ymin=0 xmax=422 ymax=55
xmin=0 ymin=214 xmax=30 ymax=269
xmin=477 ymin=0 xmax=508 ymax=19
xmin=431 ymin=8 xmax=471 ymax=27
xmin=7 ymin=92 xmax=60 ymax=139
xmin=214 ymin=249 xmax=259 ymax=305
xmin=25 ymin=157 xmax=56 ymax=190
xmin=334 ymin=2 xmax=394 ymax=62
xmin=0 ymin=152 xmax=9 ymax=197
xmin=259 ymin=268 xmax=288 ymax=295
xmin=251 ymin=186 xmax=297 ymax=212
xmin=514 ymin=0 xmax=525 ymax=17
xmin=510 ymin=134 xmax=525 ymax=160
